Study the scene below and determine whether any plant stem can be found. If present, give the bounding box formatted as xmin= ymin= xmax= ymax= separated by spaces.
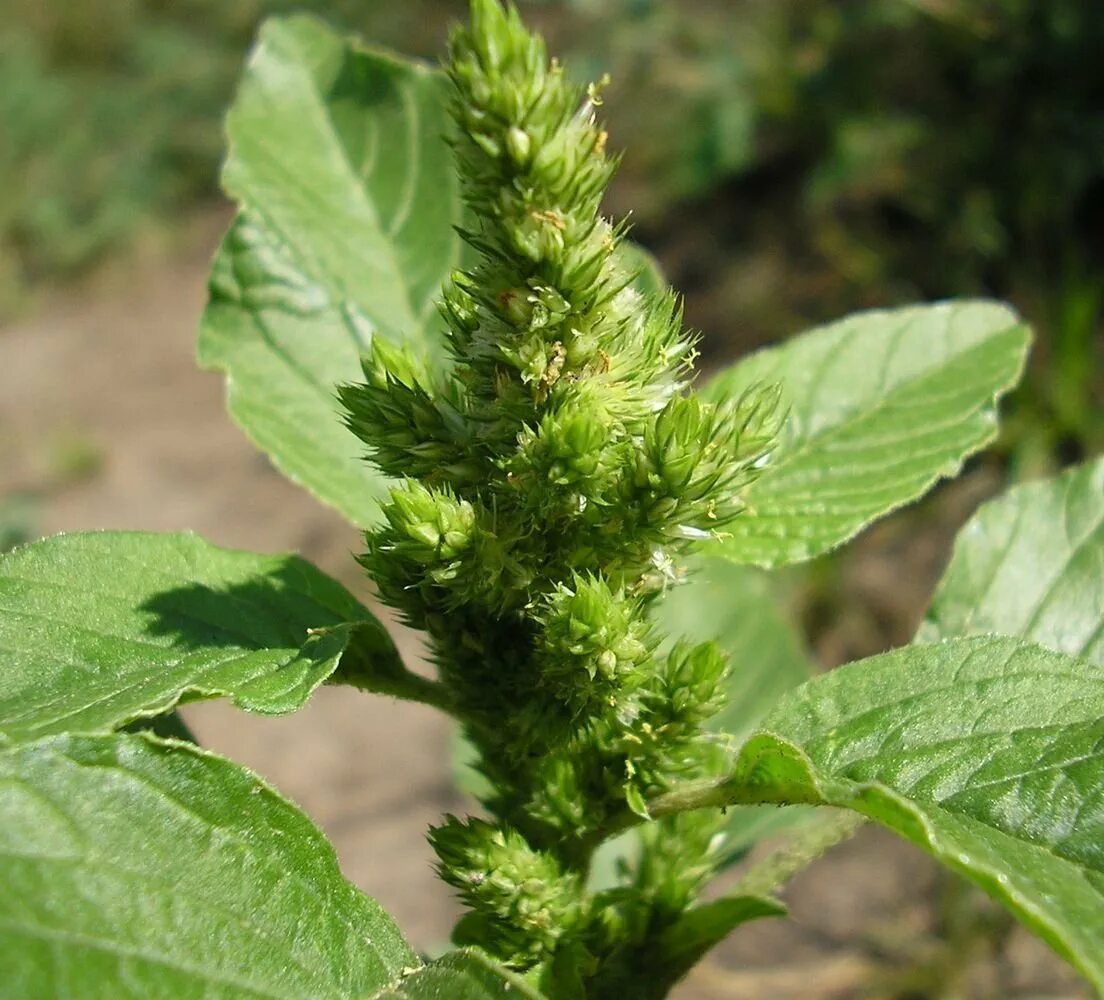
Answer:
xmin=348 ymin=666 xmax=458 ymax=715
xmin=583 ymin=768 xmax=828 ymax=856
xmin=649 ymin=777 xmax=740 ymax=817
xmin=326 ymin=621 xmax=459 ymax=716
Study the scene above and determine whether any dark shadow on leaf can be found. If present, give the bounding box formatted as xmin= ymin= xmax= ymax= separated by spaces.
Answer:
xmin=137 ymin=560 xmax=360 ymax=654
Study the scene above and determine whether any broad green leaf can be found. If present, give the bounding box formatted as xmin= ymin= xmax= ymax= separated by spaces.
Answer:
xmin=0 ymin=732 xmax=415 ymax=998
xmin=703 ymin=301 xmax=1030 ymax=568
xmin=199 ymin=16 xmax=464 ymax=527
xmin=653 ymin=557 xmax=817 ymax=860
xmin=720 ymin=636 xmax=1104 ymax=991
xmin=222 ymin=16 xmax=459 ymax=352
xmin=0 ymin=531 xmax=396 ymax=745
xmin=919 ymin=456 xmax=1104 ymax=663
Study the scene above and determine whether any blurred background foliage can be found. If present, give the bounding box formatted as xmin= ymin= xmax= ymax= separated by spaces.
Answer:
xmin=1 ymin=0 xmax=1101 ymax=471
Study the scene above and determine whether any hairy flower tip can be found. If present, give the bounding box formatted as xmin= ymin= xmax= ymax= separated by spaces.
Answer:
xmin=535 ymin=575 xmax=653 ymax=711
xmin=444 ymin=0 xmax=636 ymax=407
xmin=429 ymin=815 xmax=585 ymax=965
xmin=449 ymin=0 xmax=614 ymax=231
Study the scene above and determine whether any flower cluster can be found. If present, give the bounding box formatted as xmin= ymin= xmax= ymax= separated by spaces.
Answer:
xmin=339 ymin=0 xmax=778 ymax=984
xmin=430 ymin=816 xmax=586 ymax=965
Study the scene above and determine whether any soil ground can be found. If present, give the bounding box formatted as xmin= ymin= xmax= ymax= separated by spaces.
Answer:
xmin=0 ymin=210 xmax=1088 ymax=999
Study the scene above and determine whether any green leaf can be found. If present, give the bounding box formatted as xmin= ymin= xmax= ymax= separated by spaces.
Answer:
xmin=0 ymin=531 xmax=397 ymax=745
xmin=199 ymin=215 xmax=391 ymax=528
xmin=722 ymin=636 xmax=1104 ymax=991
xmin=653 ymin=557 xmax=817 ymax=860
xmin=199 ymin=16 xmax=464 ymax=527
xmin=0 ymin=732 xmax=416 ymax=998
xmin=0 ymin=733 xmax=535 ymax=999
xmin=703 ymin=301 xmax=1031 ymax=568
xmin=222 ymin=16 xmax=459 ymax=353
xmin=919 ymin=456 xmax=1104 ymax=663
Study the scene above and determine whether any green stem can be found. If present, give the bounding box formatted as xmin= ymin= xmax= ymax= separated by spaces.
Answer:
xmin=326 ymin=621 xmax=459 ymax=716
xmin=648 ymin=777 xmax=739 ymax=817
xmin=596 ymin=776 xmax=735 ymax=842
xmin=584 ymin=769 xmax=825 ymax=854
xmin=348 ymin=666 xmax=458 ymax=715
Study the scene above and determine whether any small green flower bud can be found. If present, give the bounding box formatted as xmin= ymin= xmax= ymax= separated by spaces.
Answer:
xmin=521 ymin=756 xmax=588 ymax=831
xmin=501 ymin=332 xmax=554 ymax=385
xmin=338 ymin=343 xmax=468 ymax=483
xmin=497 ymin=286 xmax=532 ymax=327
xmin=536 ymin=576 xmax=651 ymax=709
xmin=386 ymin=481 xmax=476 ymax=562
xmin=528 ymin=283 xmax=571 ymax=329
xmin=514 ymin=403 xmax=609 ymax=490
xmin=505 ymin=125 xmax=532 ymax=165
xmin=472 ymin=131 xmax=502 ymax=159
